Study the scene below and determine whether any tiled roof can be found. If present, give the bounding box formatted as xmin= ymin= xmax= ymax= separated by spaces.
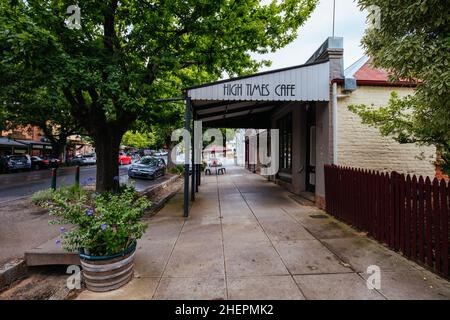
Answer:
xmin=353 ymin=60 xmax=392 ymax=81
xmin=344 ymin=56 xmax=417 ymax=86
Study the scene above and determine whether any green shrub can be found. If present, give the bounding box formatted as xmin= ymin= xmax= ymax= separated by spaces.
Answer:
xmin=169 ymin=164 xmax=185 ymax=175
xmin=38 ymin=184 xmax=150 ymax=256
xmin=31 ymin=188 xmax=55 ymax=206
xmin=168 ymin=167 xmax=177 ymax=174
xmin=32 ymin=185 xmax=86 ymax=206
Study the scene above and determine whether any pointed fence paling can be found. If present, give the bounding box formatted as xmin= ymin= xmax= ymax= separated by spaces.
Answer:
xmin=324 ymin=165 xmax=449 ymax=278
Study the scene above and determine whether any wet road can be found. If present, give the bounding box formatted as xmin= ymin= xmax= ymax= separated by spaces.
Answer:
xmin=0 ymin=165 xmax=165 ymax=203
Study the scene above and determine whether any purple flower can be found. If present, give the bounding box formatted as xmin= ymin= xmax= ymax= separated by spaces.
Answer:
xmin=60 ymin=227 xmax=65 ymax=233
xmin=101 ymin=223 xmax=107 ymax=231
xmin=82 ymin=177 xmax=95 ymax=186
xmin=86 ymin=209 xmax=94 ymax=216
xmin=55 ymin=239 xmax=61 ymax=246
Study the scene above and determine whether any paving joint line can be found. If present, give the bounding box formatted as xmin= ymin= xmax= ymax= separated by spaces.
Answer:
xmin=230 ymin=174 xmax=308 ymax=300
xmin=216 ymin=173 xmax=229 ymax=300
xmin=280 ymin=206 xmax=388 ymax=299
xmin=150 ymin=217 xmax=187 ymax=300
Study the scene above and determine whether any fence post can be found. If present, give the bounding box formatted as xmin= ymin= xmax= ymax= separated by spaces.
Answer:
xmin=399 ymin=174 xmax=406 ymax=253
xmin=51 ymin=168 xmax=57 ymax=190
xmin=411 ymin=175 xmax=418 ymax=260
xmin=424 ymin=177 xmax=433 ymax=268
xmin=384 ymin=173 xmax=390 ymax=245
xmin=432 ymin=178 xmax=441 ymax=273
xmin=75 ymin=165 xmax=80 ymax=187
xmin=440 ymin=179 xmax=449 ymax=276
xmin=394 ymin=172 xmax=400 ymax=251
xmin=418 ymin=176 xmax=425 ymax=263
xmin=405 ymin=175 xmax=412 ymax=257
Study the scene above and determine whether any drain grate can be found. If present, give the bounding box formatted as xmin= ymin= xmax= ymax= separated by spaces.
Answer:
xmin=309 ymin=214 xmax=328 ymax=219
xmin=289 ymin=194 xmax=315 ymax=206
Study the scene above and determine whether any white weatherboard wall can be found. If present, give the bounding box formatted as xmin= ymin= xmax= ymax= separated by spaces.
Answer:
xmin=188 ymin=62 xmax=330 ymax=102
xmin=337 ymin=85 xmax=436 ymax=177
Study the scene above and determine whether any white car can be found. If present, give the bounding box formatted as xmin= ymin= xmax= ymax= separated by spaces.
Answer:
xmin=71 ymin=154 xmax=96 ymax=166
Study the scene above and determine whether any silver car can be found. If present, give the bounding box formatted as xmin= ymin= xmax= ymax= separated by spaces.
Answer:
xmin=70 ymin=154 xmax=96 ymax=166
xmin=128 ymin=157 xmax=166 ymax=180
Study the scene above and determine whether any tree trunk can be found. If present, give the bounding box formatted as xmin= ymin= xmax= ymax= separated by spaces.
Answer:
xmin=93 ymin=128 xmax=123 ymax=193
xmin=167 ymin=143 xmax=177 ymax=169
xmin=50 ymin=139 xmax=66 ymax=160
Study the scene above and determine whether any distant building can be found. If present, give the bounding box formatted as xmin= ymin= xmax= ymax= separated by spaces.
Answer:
xmin=2 ymin=125 xmax=44 ymax=141
xmin=66 ymin=135 xmax=95 ymax=159
xmin=1 ymin=126 xmax=94 ymax=159
xmin=1 ymin=125 xmax=51 ymax=157
xmin=333 ymin=56 xmax=436 ymax=178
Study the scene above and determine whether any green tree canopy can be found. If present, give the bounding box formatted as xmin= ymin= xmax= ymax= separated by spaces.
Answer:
xmin=0 ymin=78 xmax=82 ymax=158
xmin=121 ymin=130 xmax=155 ymax=149
xmin=350 ymin=0 xmax=450 ymax=174
xmin=0 ymin=0 xmax=318 ymax=191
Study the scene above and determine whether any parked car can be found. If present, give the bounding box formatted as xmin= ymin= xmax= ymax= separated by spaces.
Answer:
xmin=69 ymin=154 xmax=96 ymax=166
xmin=154 ymin=150 xmax=168 ymax=157
xmin=128 ymin=157 xmax=166 ymax=180
xmin=118 ymin=152 xmax=132 ymax=165
xmin=42 ymin=156 xmax=60 ymax=168
xmin=131 ymin=153 xmax=141 ymax=163
xmin=0 ymin=155 xmax=31 ymax=173
xmin=30 ymin=156 xmax=47 ymax=170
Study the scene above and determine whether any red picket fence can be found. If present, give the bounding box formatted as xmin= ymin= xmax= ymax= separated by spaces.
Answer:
xmin=324 ymin=165 xmax=449 ymax=278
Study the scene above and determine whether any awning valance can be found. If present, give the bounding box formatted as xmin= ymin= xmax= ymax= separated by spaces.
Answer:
xmin=186 ymin=60 xmax=330 ymax=102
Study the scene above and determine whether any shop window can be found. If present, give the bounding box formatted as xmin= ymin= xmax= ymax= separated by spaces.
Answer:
xmin=277 ymin=113 xmax=292 ymax=181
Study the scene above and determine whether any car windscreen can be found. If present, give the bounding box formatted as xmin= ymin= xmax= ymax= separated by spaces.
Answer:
xmin=139 ymin=158 xmax=158 ymax=166
xmin=10 ymin=156 xmax=28 ymax=161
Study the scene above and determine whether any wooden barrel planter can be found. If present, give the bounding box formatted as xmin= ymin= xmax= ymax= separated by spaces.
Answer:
xmin=79 ymin=242 xmax=136 ymax=292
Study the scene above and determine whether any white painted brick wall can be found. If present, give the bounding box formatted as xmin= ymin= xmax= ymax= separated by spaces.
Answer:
xmin=337 ymin=85 xmax=436 ymax=177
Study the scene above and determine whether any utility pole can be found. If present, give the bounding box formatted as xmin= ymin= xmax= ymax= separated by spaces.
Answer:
xmin=332 ymin=0 xmax=336 ymax=37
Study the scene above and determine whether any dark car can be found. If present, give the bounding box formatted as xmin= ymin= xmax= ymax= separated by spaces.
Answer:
xmin=0 ymin=155 xmax=32 ymax=173
xmin=128 ymin=157 xmax=166 ymax=180
xmin=30 ymin=156 xmax=47 ymax=170
xmin=42 ymin=156 xmax=60 ymax=168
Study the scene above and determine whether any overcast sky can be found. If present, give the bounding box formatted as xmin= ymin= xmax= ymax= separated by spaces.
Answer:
xmin=253 ymin=0 xmax=368 ymax=71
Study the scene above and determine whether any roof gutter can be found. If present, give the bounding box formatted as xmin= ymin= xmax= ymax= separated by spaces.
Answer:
xmin=332 ymin=78 xmax=418 ymax=88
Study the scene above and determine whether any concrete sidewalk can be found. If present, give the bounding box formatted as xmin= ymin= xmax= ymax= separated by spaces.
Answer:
xmin=77 ymin=167 xmax=450 ymax=300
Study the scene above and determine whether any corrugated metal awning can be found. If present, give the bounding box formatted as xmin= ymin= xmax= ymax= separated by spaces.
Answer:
xmin=186 ymin=61 xmax=330 ymax=102
xmin=15 ymin=139 xmax=51 ymax=146
xmin=0 ymin=137 xmax=27 ymax=147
